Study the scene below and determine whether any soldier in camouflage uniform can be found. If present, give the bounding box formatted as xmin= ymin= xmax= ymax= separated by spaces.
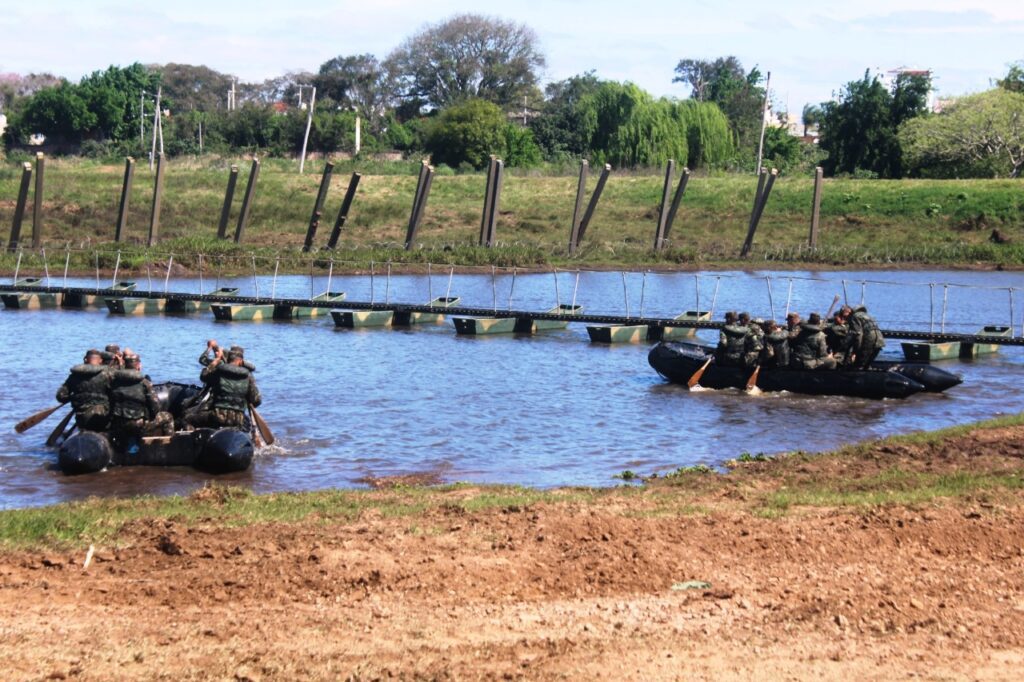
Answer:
xmin=760 ymin=320 xmax=791 ymax=369
xmin=824 ymin=311 xmax=849 ymax=359
xmin=715 ymin=312 xmax=748 ymax=367
xmin=199 ymin=339 xmax=256 ymax=372
xmin=108 ymin=351 xmax=173 ymax=442
xmin=790 ymin=313 xmax=837 ymax=370
xmin=738 ymin=313 xmax=764 ymax=369
xmin=842 ymin=305 xmax=885 ymax=369
xmin=187 ymin=347 xmax=261 ymax=430
xmin=55 ymin=349 xmax=111 ymax=432
xmin=101 ymin=343 xmax=124 ymax=368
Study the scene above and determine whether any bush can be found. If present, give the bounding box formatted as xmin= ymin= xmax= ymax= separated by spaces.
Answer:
xmin=426 ymin=99 xmax=507 ymax=170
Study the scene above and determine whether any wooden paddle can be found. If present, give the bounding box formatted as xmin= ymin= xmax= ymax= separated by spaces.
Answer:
xmin=45 ymin=411 xmax=75 ymax=447
xmin=745 ymin=365 xmax=761 ymax=391
xmin=687 ymin=357 xmax=714 ymax=388
xmin=249 ymin=405 xmax=274 ymax=446
xmin=15 ymin=404 xmax=65 ymax=434
xmin=825 ymin=294 xmax=841 ymax=319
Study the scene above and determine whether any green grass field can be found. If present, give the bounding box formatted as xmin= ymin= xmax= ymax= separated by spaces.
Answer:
xmin=1 ymin=155 xmax=1023 ymax=272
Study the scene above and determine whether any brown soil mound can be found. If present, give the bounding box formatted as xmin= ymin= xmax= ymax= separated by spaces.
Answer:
xmin=3 ymin=426 xmax=1024 ymax=680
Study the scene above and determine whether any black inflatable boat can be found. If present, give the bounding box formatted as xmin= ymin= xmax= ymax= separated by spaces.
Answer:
xmin=56 ymin=382 xmax=255 ymax=475
xmin=648 ymin=342 xmax=963 ymax=400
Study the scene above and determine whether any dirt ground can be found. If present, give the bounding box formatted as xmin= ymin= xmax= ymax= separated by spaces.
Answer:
xmin=2 ymin=426 xmax=1024 ymax=680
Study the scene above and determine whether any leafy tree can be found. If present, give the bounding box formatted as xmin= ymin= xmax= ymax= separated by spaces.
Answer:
xmin=314 ymin=54 xmax=393 ymax=127
xmin=673 ymin=56 xmax=765 ymax=153
xmin=386 ymin=14 xmax=545 ymax=111
xmin=996 ymin=62 xmax=1024 ymax=93
xmin=77 ymin=64 xmax=160 ymax=140
xmin=528 ymin=72 xmax=602 ymax=159
xmin=6 ymin=82 xmax=95 ymax=142
xmin=503 ymin=124 xmax=541 ymax=167
xmin=426 ymin=98 xmax=508 ymax=169
xmin=900 ymin=89 xmax=1024 ymax=178
xmin=818 ymin=70 xmax=931 ymax=177
xmin=801 ymin=104 xmax=822 ymax=136
xmin=150 ymin=63 xmax=234 ymax=112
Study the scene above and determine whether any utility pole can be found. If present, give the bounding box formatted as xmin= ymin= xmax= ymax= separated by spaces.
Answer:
xmin=140 ymin=92 xmax=145 ymax=144
xmin=150 ymin=87 xmax=161 ymax=170
xmin=354 ymin=114 xmax=361 ymax=156
xmin=755 ymin=71 xmax=771 ymax=176
xmin=299 ymin=85 xmax=316 ymax=174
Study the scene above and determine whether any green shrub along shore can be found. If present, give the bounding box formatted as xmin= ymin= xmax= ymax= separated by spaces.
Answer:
xmin=1 ymin=156 xmax=1023 ymax=273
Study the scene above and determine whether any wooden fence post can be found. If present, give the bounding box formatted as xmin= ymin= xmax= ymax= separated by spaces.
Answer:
xmin=575 ymin=163 xmax=611 ymax=247
xmin=809 ymin=166 xmax=823 ymax=248
xmin=114 ymin=157 xmax=135 ymax=243
xmin=479 ymin=156 xmax=496 ymax=246
xmin=662 ymin=167 xmax=690 ymax=245
xmin=234 ymin=158 xmax=260 ymax=244
xmin=653 ymin=159 xmax=675 ymax=250
xmin=567 ymin=160 xmax=589 ymax=254
xmin=147 ymin=152 xmax=165 ymax=247
xmin=217 ymin=164 xmax=239 ymax=239
xmin=303 ymin=161 xmax=334 ymax=252
xmin=326 ymin=172 xmax=361 ymax=249
xmin=740 ymin=168 xmax=778 ymax=257
xmin=485 ymin=160 xmax=504 ymax=247
xmin=31 ymin=153 xmax=44 ymax=248
xmin=405 ymin=166 xmax=434 ymax=250
xmin=6 ymin=162 xmax=32 ymax=253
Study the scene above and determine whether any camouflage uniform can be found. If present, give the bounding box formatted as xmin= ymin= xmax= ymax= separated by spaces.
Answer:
xmin=741 ymin=322 xmax=765 ymax=369
xmin=187 ymin=362 xmax=261 ymax=430
xmin=56 ymin=364 xmax=111 ymax=432
xmin=846 ymin=306 xmax=885 ymax=369
xmin=790 ymin=323 xmax=837 ymax=370
xmin=824 ymin=319 xmax=849 ymax=357
xmin=108 ymin=368 xmax=173 ymax=439
xmin=761 ymin=329 xmax=791 ymax=369
xmin=716 ymin=324 xmax=749 ymax=367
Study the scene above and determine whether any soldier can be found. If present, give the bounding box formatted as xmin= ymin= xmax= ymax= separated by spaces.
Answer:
xmin=760 ymin=320 xmax=791 ymax=369
xmin=715 ymin=311 xmax=748 ymax=367
xmin=199 ymin=339 xmax=256 ymax=372
xmin=842 ymin=305 xmax=885 ymax=368
xmin=108 ymin=350 xmax=173 ymax=443
xmin=101 ymin=343 xmax=124 ymax=368
xmin=824 ymin=311 xmax=849 ymax=358
xmin=785 ymin=312 xmax=802 ymax=341
xmin=55 ymin=349 xmax=111 ymax=432
xmin=739 ymin=313 xmax=764 ymax=369
xmin=187 ymin=347 xmax=261 ymax=430
xmin=790 ymin=312 xmax=837 ymax=370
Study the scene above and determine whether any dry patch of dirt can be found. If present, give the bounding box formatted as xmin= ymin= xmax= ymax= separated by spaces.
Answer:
xmin=2 ymin=425 xmax=1024 ymax=680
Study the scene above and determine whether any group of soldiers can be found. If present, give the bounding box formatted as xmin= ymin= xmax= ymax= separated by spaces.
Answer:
xmin=715 ymin=305 xmax=885 ymax=371
xmin=55 ymin=340 xmax=261 ymax=444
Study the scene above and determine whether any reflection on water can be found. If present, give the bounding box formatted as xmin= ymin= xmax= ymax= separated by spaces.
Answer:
xmin=1 ymin=268 xmax=1023 ymax=509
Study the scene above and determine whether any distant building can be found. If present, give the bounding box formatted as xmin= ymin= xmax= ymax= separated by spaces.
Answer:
xmin=0 ymin=113 xmax=6 ymax=138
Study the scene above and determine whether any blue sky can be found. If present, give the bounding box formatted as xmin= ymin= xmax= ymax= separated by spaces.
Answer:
xmin=1 ymin=0 xmax=1021 ymax=113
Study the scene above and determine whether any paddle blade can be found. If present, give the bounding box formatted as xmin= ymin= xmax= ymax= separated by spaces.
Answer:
xmin=687 ymin=357 xmax=713 ymax=389
xmin=15 ymin=404 xmax=64 ymax=434
xmin=45 ymin=410 xmax=75 ymax=447
xmin=745 ymin=365 xmax=761 ymax=391
xmin=250 ymin=405 xmax=275 ymax=446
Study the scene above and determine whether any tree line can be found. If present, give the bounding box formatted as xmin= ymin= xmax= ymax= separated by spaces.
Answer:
xmin=1 ymin=13 xmax=1022 ymax=178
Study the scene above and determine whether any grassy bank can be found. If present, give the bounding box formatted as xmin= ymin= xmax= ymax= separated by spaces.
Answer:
xmin=1 ymin=156 xmax=1023 ymax=272
xmin=3 ymin=412 xmax=1022 ymax=550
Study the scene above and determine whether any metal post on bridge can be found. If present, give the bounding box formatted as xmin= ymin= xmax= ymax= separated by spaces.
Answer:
xmin=6 ymin=162 xmax=32 ymax=253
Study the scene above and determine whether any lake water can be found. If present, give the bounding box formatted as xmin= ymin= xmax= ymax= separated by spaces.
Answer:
xmin=2 ymin=268 xmax=1022 ymax=509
